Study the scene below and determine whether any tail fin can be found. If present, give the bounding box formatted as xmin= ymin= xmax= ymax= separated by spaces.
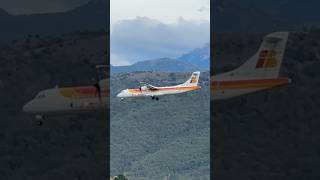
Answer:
xmin=219 ymin=32 xmax=289 ymax=80
xmin=180 ymin=71 xmax=200 ymax=86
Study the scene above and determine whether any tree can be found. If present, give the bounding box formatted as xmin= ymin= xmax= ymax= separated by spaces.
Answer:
xmin=115 ymin=175 xmax=128 ymax=180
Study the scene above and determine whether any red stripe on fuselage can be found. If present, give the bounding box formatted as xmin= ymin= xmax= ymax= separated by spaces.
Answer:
xmin=59 ymin=86 xmax=108 ymax=98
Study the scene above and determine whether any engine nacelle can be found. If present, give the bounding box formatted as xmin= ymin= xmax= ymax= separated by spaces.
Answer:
xmin=140 ymin=86 xmax=148 ymax=91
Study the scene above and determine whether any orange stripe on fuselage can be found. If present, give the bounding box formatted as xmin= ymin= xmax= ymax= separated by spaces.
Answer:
xmin=128 ymin=86 xmax=201 ymax=94
xmin=212 ymin=77 xmax=290 ymax=90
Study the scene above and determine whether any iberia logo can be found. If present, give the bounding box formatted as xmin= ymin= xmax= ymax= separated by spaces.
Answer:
xmin=256 ymin=50 xmax=278 ymax=68
xmin=190 ymin=74 xmax=198 ymax=83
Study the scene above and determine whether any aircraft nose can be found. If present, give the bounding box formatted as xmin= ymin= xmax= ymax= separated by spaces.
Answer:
xmin=117 ymin=90 xmax=127 ymax=98
xmin=22 ymin=101 xmax=32 ymax=113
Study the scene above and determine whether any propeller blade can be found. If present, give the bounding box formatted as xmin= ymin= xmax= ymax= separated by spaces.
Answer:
xmin=94 ymin=64 xmax=108 ymax=103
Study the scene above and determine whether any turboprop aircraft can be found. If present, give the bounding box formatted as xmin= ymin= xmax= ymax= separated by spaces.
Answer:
xmin=117 ymin=32 xmax=290 ymax=101
xmin=116 ymin=71 xmax=201 ymax=100
xmin=22 ymin=65 xmax=108 ymax=122
xmin=23 ymin=32 xmax=290 ymax=123
xmin=211 ymin=32 xmax=291 ymax=100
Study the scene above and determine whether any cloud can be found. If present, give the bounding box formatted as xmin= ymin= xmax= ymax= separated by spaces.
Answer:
xmin=111 ymin=17 xmax=210 ymax=66
xmin=111 ymin=54 xmax=131 ymax=66
xmin=111 ymin=0 xmax=210 ymax=26
xmin=198 ymin=6 xmax=209 ymax=12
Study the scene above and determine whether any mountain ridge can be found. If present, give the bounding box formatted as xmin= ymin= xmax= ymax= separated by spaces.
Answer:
xmin=178 ymin=43 xmax=210 ymax=69
xmin=111 ymin=43 xmax=210 ymax=74
xmin=111 ymin=58 xmax=204 ymax=74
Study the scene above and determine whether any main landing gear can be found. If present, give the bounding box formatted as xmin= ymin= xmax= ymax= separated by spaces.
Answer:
xmin=34 ymin=115 xmax=44 ymax=126
xmin=151 ymin=96 xmax=159 ymax=101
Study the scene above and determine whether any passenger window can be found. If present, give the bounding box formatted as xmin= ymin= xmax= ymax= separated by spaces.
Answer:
xmin=37 ymin=93 xmax=46 ymax=99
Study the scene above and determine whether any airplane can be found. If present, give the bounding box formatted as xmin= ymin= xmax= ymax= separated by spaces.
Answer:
xmin=22 ymin=65 xmax=109 ymax=123
xmin=116 ymin=71 xmax=202 ymax=100
xmin=116 ymin=32 xmax=291 ymax=101
xmin=211 ymin=32 xmax=291 ymax=100
xmin=22 ymin=32 xmax=290 ymax=124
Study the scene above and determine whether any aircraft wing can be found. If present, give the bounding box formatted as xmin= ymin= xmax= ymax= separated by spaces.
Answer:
xmin=139 ymin=82 xmax=159 ymax=90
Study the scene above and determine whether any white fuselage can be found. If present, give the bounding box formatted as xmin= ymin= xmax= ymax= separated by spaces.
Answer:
xmin=23 ymin=32 xmax=291 ymax=117
xmin=23 ymin=88 xmax=107 ymax=115
xmin=211 ymin=76 xmax=291 ymax=100
xmin=23 ymin=79 xmax=109 ymax=117
xmin=116 ymin=85 xmax=201 ymax=98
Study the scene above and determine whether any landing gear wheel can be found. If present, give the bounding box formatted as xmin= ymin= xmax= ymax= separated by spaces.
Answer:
xmin=155 ymin=97 xmax=159 ymax=101
xmin=36 ymin=120 xmax=43 ymax=126
xmin=34 ymin=115 xmax=44 ymax=126
xmin=152 ymin=96 xmax=155 ymax=100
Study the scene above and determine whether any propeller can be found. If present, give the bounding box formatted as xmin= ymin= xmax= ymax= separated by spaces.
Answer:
xmin=94 ymin=65 xmax=108 ymax=103
xmin=94 ymin=73 xmax=101 ymax=103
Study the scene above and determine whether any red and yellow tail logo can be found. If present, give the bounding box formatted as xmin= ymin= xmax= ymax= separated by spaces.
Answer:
xmin=190 ymin=75 xmax=198 ymax=83
xmin=256 ymin=50 xmax=278 ymax=68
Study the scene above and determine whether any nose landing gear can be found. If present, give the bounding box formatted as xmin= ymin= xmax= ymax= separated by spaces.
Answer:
xmin=151 ymin=96 xmax=159 ymax=101
xmin=34 ymin=115 xmax=44 ymax=126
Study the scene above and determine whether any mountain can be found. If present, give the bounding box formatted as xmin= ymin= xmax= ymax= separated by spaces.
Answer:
xmin=0 ymin=0 xmax=108 ymax=42
xmin=110 ymin=71 xmax=210 ymax=179
xmin=111 ymin=43 xmax=210 ymax=74
xmin=178 ymin=43 xmax=210 ymax=70
xmin=111 ymin=58 xmax=203 ymax=74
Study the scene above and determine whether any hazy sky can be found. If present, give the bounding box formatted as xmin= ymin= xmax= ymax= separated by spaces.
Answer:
xmin=0 ymin=0 xmax=89 ymax=14
xmin=111 ymin=17 xmax=210 ymax=66
xmin=110 ymin=0 xmax=210 ymax=66
xmin=111 ymin=0 xmax=210 ymax=27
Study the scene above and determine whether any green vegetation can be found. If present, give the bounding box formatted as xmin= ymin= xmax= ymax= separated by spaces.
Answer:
xmin=110 ymin=71 xmax=210 ymax=180
xmin=0 ymin=31 xmax=108 ymax=179
xmin=115 ymin=175 xmax=128 ymax=180
xmin=213 ymin=31 xmax=320 ymax=180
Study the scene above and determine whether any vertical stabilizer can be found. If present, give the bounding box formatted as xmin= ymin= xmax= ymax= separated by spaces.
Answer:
xmin=217 ymin=32 xmax=289 ymax=80
xmin=180 ymin=71 xmax=201 ymax=86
